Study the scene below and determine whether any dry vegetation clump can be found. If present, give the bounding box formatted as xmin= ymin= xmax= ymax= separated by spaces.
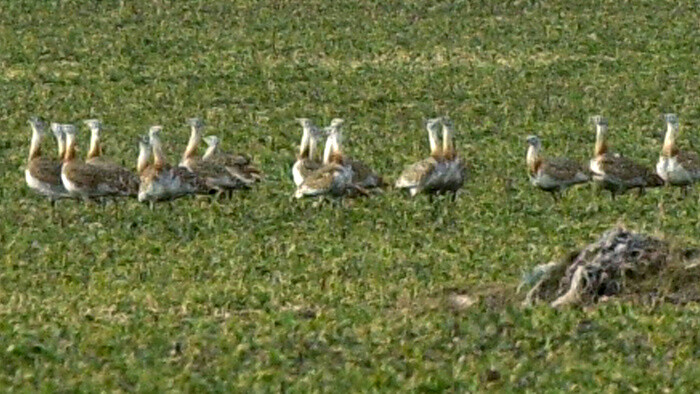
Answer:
xmin=522 ymin=227 xmax=700 ymax=307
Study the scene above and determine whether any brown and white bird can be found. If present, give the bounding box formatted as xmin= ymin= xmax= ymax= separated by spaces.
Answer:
xmin=50 ymin=122 xmax=67 ymax=162
xmin=292 ymin=118 xmax=323 ymax=187
xmin=439 ymin=116 xmax=465 ymax=197
xmin=294 ymin=125 xmax=354 ymax=199
xmin=60 ymin=124 xmax=138 ymax=200
xmin=180 ymin=117 xmax=247 ymax=193
xmin=525 ymin=135 xmax=589 ymax=200
xmin=84 ymin=119 xmax=113 ymax=167
xmin=326 ymin=118 xmax=384 ymax=190
xmin=589 ymin=116 xmax=662 ymax=199
xmin=138 ymin=126 xmax=208 ymax=204
xmin=656 ymin=113 xmax=700 ymax=192
xmin=395 ymin=118 xmax=447 ymax=196
xmin=25 ymin=117 xmax=69 ymax=204
xmin=202 ymin=135 xmax=263 ymax=186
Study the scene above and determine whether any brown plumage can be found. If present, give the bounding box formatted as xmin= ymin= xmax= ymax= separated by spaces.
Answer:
xmin=526 ymin=135 xmax=589 ymax=200
xmin=395 ymin=118 xmax=446 ymax=196
xmin=180 ymin=118 xmax=249 ymax=192
xmin=83 ymin=119 xmax=122 ymax=170
xmin=656 ymin=113 xmax=700 ymax=190
xmin=294 ymin=126 xmax=355 ymax=199
xmin=323 ymin=119 xmax=384 ymax=190
xmin=60 ymin=124 xmax=138 ymax=199
xmin=202 ymin=135 xmax=263 ymax=186
xmin=292 ymin=118 xmax=323 ymax=186
xmin=439 ymin=117 xmax=465 ymax=197
xmin=25 ymin=118 xmax=70 ymax=202
xmin=589 ymin=116 xmax=662 ymax=199
xmin=138 ymin=127 xmax=209 ymax=203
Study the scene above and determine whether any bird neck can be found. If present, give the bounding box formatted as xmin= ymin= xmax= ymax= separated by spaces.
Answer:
xmin=322 ymin=133 xmax=335 ymax=165
xmin=308 ymin=135 xmax=319 ymax=161
xmin=442 ymin=126 xmax=455 ymax=160
xmin=55 ymin=134 xmax=66 ymax=161
xmin=64 ymin=134 xmax=77 ymax=162
xmin=137 ymin=146 xmax=151 ymax=174
xmin=662 ymin=124 xmax=678 ymax=157
xmin=526 ymin=144 xmax=541 ymax=174
xmin=28 ymin=129 xmax=42 ymax=161
xmin=202 ymin=144 xmax=217 ymax=160
xmin=428 ymin=128 xmax=443 ymax=160
xmin=183 ymin=127 xmax=201 ymax=161
xmin=594 ymin=127 xmax=608 ymax=156
xmin=152 ymin=137 xmax=166 ymax=168
xmin=87 ymin=130 xmax=102 ymax=159
xmin=298 ymin=128 xmax=310 ymax=159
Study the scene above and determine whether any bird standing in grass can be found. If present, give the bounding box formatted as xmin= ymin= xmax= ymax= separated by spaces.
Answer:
xmin=138 ymin=126 xmax=208 ymax=205
xmin=525 ymin=135 xmax=589 ymax=201
xmin=294 ymin=124 xmax=355 ymax=199
xmin=656 ymin=113 xmax=700 ymax=195
xmin=50 ymin=122 xmax=67 ymax=162
xmin=202 ymin=135 xmax=263 ymax=187
xmin=589 ymin=116 xmax=662 ymax=199
xmin=60 ymin=124 xmax=139 ymax=201
xmin=180 ymin=118 xmax=247 ymax=194
xmin=395 ymin=118 xmax=447 ymax=197
xmin=326 ymin=118 xmax=384 ymax=191
xmin=25 ymin=117 xmax=70 ymax=205
xmin=84 ymin=119 xmax=114 ymax=167
xmin=439 ymin=116 xmax=465 ymax=199
xmin=292 ymin=118 xmax=323 ymax=187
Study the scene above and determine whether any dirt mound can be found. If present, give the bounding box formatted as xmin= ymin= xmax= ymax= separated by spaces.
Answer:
xmin=521 ymin=227 xmax=700 ymax=307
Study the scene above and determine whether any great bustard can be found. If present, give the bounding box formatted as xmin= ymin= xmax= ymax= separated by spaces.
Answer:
xmin=60 ymin=124 xmax=138 ymax=200
xmin=202 ymin=135 xmax=263 ymax=186
xmin=138 ymin=126 xmax=208 ymax=204
xmin=294 ymin=124 xmax=355 ymax=199
xmin=525 ymin=135 xmax=590 ymax=201
xmin=325 ymin=118 xmax=384 ymax=191
xmin=439 ymin=116 xmax=465 ymax=198
xmin=395 ymin=118 xmax=447 ymax=196
xmin=292 ymin=118 xmax=323 ymax=187
xmin=589 ymin=116 xmax=662 ymax=199
xmin=25 ymin=117 xmax=70 ymax=204
xmin=656 ymin=113 xmax=700 ymax=194
xmin=180 ymin=117 xmax=248 ymax=194
xmin=84 ymin=119 xmax=113 ymax=167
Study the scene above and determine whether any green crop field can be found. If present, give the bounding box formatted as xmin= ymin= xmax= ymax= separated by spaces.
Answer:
xmin=2 ymin=0 xmax=700 ymax=391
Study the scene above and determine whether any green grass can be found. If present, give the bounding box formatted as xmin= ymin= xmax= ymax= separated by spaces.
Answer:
xmin=2 ymin=0 xmax=700 ymax=390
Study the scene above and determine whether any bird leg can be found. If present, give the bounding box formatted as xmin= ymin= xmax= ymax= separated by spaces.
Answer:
xmin=350 ymin=184 xmax=370 ymax=197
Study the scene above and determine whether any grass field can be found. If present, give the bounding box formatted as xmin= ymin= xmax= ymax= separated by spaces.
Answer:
xmin=3 ymin=0 xmax=700 ymax=390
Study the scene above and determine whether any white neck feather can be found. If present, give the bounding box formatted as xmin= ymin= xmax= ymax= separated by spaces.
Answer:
xmin=137 ymin=145 xmax=151 ymax=174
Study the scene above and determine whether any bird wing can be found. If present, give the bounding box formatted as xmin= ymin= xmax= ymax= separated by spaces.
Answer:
xmin=86 ymin=156 xmax=119 ymax=169
xmin=64 ymin=162 xmax=138 ymax=195
xmin=189 ymin=159 xmax=245 ymax=189
xmin=346 ymin=158 xmax=382 ymax=187
xmin=396 ymin=158 xmax=437 ymax=188
xmin=297 ymin=165 xmax=336 ymax=195
xmin=206 ymin=152 xmax=251 ymax=167
xmin=542 ymin=157 xmax=589 ymax=181
xmin=171 ymin=166 xmax=209 ymax=192
xmin=598 ymin=155 xmax=649 ymax=181
xmin=676 ymin=150 xmax=700 ymax=173
xmin=28 ymin=158 xmax=62 ymax=185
